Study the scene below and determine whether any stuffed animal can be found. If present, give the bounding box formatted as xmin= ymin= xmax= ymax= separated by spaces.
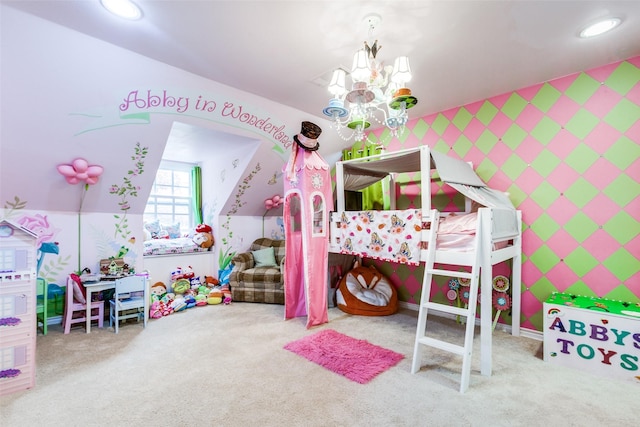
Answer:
xmin=182 ymin=266 xmax=195 ymax=279
xmin=171 ymin=294 xmax=187 ymax=312
xmin=207 ymin=287 xmax=223 ymax=305
xmin=189 ymin=276 xmax=202 ymax=291
xmin=172 ymin=278 xmax=190 ymax=294
xmin=193 ymin=224 xmax=214 ymax=249
xmin=218 ymin=284 xmax=232 ymax=305
xmin=204 ymin=276 xmax=219 ymax=287
xmin=171 ymin=268 xmax=184 ymax=281
xmin=150 ymin=282 xmax=168 ymax=302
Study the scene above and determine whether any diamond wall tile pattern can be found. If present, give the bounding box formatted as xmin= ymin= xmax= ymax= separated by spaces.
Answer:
xmin=360 ymin=56 xmax=640 ymax=332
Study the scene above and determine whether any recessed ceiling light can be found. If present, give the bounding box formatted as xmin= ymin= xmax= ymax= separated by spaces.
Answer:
xmin=579 ymin=17 xmax=621 ymax=38
xmin=100 ymin=0 xmax=143 ymax=20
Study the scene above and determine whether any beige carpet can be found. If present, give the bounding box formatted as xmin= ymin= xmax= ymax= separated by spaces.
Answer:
xmin=1 ymin=303 xmax=636 ymax=426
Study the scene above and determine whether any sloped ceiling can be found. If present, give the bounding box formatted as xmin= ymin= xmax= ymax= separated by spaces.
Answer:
xmin=5 ymin=0 xmax=640 ymax=140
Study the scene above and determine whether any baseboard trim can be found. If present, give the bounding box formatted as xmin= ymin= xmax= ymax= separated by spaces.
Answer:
xmin=398 ymin=301 xmax=543 ymax=341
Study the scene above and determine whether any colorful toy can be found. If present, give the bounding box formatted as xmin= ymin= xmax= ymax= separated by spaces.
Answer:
xmin=150 ymin=282 xmax=168 ymax=301
xmin=172 ymin=278 xmax=190 ymax=294
xmin=193 ymin=224 xmax=214 ymax=249
xmin=207 ymin=287 xmax=223 ymax=305
xmin=219 ymin=284 xmax=232 ymax=304
xmin=171 ymin=268 xmax=183 ymax=281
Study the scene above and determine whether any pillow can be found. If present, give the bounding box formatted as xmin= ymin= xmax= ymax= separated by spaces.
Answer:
xmin=252 ymin=247 xmax=278 ymax=268
xmin=163 ymin=222 xmax=181 ymax=239
xmin=69 ymin=273 xmax=87 ymax=304
xmin=144 ymin=219 xmax=162 ymax=239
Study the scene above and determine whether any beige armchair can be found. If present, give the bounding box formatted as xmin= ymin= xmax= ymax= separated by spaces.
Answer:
xmin=229 ymin=238 xmax=285 ymax=304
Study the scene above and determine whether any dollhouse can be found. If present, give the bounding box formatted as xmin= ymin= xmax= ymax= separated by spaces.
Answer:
xmin=0 ymin=219 xmax=38 ymax=396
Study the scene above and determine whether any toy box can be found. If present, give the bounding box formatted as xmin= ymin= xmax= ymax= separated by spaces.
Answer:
xmin=543 ymin=292 xmax=640 ymax=383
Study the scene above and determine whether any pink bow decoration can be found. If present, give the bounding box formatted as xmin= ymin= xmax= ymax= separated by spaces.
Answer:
xmin=264 ymin=195 xmax=283 ymax=210
xmin=57 ymin=158 xmax=104 ymax=185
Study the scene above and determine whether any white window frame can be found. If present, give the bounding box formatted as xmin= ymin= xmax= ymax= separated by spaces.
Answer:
xmin=144 ymin=160 xmax=196 ymax=236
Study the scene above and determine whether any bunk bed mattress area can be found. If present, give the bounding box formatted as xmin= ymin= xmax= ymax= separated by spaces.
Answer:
xmin=335 ymin=210 xmax=486 ymax=265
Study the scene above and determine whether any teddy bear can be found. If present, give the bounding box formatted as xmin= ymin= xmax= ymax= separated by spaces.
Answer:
xmin=193 ymin=224 xmax=214 ymax=249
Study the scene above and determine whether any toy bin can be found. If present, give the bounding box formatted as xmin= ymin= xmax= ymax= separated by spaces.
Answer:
xmin=543 ymin=292 xmax=640 ymax=383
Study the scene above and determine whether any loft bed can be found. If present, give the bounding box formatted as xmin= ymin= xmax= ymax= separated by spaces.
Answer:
xmin=329 ymin=145 xmax=522 ymax=390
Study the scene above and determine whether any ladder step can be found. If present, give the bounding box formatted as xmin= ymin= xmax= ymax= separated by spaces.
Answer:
xmin=423 ymin=301 xmax=471 ymax=317
xmin=427 ymin=269 xmax=473 ymax=279
xmin=417 ymin=337 xmax=466 ymax=356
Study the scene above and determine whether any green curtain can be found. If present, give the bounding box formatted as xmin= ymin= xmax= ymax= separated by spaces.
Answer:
xmin=341 ymin=144 xmax=388 ymax=210
xmin=191 ymin=166 xmax=203 ymax=225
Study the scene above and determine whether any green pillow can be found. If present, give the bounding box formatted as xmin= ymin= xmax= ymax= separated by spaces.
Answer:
xmin=252 ymin=247 xmax=278 ymax=267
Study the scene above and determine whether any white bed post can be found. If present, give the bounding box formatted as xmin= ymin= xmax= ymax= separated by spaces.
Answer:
xmin=511 ymin=210 xmax=522 ymax=336
xmin=335 ymin=161 xmax=345 ymax=213
xmin=420 ymin=145 xmax=431 ymax=215
xmin=479 ymin=208 xmax=493 ymax=377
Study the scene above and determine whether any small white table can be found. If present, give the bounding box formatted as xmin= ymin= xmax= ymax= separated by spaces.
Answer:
xmin=83 ymin=280 xmax=116 ymax=334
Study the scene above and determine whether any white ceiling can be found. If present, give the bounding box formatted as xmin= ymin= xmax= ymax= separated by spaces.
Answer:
xmin=5 ymin=0 xmax=640 ymax=155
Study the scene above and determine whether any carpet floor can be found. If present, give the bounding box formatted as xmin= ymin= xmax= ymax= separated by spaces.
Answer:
xmin=1 ymin=303 xmax=637 ymax=426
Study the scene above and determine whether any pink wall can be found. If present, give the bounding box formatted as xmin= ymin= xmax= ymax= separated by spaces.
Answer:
xmin=362 ymin=56 xmax=639 ymax=331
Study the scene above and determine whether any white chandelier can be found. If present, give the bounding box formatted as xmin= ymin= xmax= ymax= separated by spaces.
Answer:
xmin=323 ymin=14 xmax=417 ymax=143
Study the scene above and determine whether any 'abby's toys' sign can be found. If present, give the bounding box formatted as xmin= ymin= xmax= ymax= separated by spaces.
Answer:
xmin=543 ymin=293 xmax=640 ymax=383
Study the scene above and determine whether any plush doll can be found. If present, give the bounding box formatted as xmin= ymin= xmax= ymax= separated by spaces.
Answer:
xmin=204 ymin=275 xmax=219 ymax=287
xmin=183 ymin=291 xmax=197 ymax=309
xmin=171 ymin=267 xmax=184 ymax=281
xmin=172 ymin=278 xmax=190 ymax=294
xmin=189 ymin=276 xmax=202 ymax=291
xmin=193 ymin=224 xmax=214 ymax=249
xmin=219 ymin=284 xmax=232 ymax=305
xmin=207 ymin=287 xmax=223 ymax=305
xmin=171 ymin=294 xmax=187 ymax=312
xmin=182 ymin=266 xmax=195 ymax=279
xmin=149 ymin=301 xmax=163 ymax=319
xmin=150 ymin=282 xmax=168 ymax=302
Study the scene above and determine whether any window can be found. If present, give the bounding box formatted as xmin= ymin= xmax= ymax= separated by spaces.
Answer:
xmin=144 ymin=161 xmax=195 ymax=236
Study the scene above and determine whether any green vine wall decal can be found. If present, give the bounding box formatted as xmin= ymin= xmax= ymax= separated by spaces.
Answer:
xmin=3 ymin=196 xmax=27 ymax=218
xmin=218 ymin=162 xmax=261 ymax=272
xmin=109 ymin=142 xmax=148 ymax=240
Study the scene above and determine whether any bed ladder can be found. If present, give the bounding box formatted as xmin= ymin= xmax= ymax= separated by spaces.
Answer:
xmin=411 ymin=209 xmax=482 ymax=393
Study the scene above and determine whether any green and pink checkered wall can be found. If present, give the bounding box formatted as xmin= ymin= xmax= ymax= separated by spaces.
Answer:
xmin=355 ymin=56 xmax=639 ymax=332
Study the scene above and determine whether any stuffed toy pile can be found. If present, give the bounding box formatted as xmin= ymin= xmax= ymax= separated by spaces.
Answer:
xmin=149 ymin=266 xmax=231 ymax=319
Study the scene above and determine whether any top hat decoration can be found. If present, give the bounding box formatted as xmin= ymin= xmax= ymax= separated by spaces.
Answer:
xmin=294 ymin=121 xmax=322 ymax=152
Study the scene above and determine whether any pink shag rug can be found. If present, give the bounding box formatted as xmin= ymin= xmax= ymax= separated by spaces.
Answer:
xmin=284 ymin=329 xmax=404 ymax=384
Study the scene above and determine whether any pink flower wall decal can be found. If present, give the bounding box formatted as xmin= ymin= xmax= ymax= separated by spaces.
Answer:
xmin=57 ymin=158 xmax=104 ymax=185
xmin=264 ymin=195 xmax=283 ymax=210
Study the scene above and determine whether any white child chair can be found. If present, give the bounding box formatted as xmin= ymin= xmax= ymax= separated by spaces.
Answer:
xmin=109 ymin=275 xmax=148 ymax=333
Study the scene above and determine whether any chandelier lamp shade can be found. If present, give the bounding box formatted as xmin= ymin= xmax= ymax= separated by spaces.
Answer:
xmin=322 ymin=14 xmax=418 ymax=143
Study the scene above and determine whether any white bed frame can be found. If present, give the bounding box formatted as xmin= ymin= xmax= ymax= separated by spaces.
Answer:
xmin=329 ymin=145 xmax=522 ymax=391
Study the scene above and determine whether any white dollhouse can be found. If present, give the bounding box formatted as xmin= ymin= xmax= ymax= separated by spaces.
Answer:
xmin=0 ymin=219 xmax=38 ymax=396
